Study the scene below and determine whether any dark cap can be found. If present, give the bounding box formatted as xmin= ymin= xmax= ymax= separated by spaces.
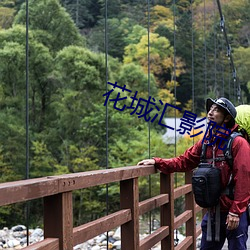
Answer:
xmin=206 ymin=97 xmax=237 ymax=119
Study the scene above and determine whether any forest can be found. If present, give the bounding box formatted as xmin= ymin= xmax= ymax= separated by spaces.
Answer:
xmin=0 ymin=0 xmax=249 ymax=228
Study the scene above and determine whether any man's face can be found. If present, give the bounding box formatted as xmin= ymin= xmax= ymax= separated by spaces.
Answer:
xmin=207 ymin=104 xmax=226 ymax=126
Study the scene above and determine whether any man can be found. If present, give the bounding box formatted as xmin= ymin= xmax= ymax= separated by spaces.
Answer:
xmin=138 ymin=97 xmax=250 ymax=250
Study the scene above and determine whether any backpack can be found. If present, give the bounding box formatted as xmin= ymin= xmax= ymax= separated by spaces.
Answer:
xmin=191 ymin=132 xmax=241 ymax=208
xmin=235 ymin=105 xmax=250 ymax=141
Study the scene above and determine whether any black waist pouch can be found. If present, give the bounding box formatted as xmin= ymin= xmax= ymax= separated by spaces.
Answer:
xmin=192 ymin=163 xmax=221 ymax=208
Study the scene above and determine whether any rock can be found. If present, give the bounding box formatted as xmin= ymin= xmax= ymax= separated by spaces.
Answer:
xmin=113 ymin=227 xmax=120 ymax=240
xmin=108 ymin=236 xmax=116 ymax=243
xmin=175 ymin=230 xmax=185 ymax=243
xmin=11 ymin=226 xmax=26 ymax=232
xmin=12 ymin=231 xmax=25 ymax=238
xmin=152 ymin=246 xmax=161 ymax=250
xmin=87 ymin=238 xmax=94 ymax=245
xmin=73 ymin=243 xmax=86 ymax=249
xmin=20 ymin=237 xmax=27 ymax=245
xmin=100 ymin=240 xmax=107 ymax=246
xmin=0 ymin=230 xmax=7 ymax=238
xmin=107 ymin=231 xmax=114 ymax=237
xmin=30 ymin=228 xmax=43 ymax=238
xmin=7 ymin=239 xmax=20 ymax=247
xmin=14 ymin=245 xmax=23 ymax=249
xmin=95 ymin=234 xmax=106 ymax=243
xmin=113 ymin=240 xmax=121 ymax=249
xmin=91 ymin=245 xmax=101 ymax=250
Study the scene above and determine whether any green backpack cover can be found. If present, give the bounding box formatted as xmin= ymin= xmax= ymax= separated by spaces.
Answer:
xmin=235 ymin=105 xmax=250 ymax=139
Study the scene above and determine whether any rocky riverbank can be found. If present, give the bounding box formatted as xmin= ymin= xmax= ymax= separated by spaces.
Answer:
xmin=0 ymin=225 xmax=188 ymax=249
xmin=0 ymin=225 xmax=43 ymax=249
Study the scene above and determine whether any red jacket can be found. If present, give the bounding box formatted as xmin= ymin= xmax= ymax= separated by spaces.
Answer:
xmin=154 ymin=124 xmax=250 ymax=216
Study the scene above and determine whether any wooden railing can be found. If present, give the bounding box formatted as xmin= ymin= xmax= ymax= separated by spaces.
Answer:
xmin=0 ymin=165 xmax=203 ymax=250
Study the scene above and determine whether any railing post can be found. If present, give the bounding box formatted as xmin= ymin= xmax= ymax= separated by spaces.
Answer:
xmin=44 ymin=192 xmax=73 ymax=250
xmin=120 ymin=178 xmax=139 ymax=250
xmin=185 ymin=171 xmax=196 ymax=250
xmin=160 ymin=173 xmax=174 ymax=250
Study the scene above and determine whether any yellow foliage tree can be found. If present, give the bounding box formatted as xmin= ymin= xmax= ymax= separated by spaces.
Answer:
xmin=124 ymin=32 xmax=185 ymax=84
xmin=148 ymin=5 xmax=174 ymax=32
xmin=0 ymin=7 xmax=15 ymax=29
xmin=158 ymin=80 xmax=181 ymax=117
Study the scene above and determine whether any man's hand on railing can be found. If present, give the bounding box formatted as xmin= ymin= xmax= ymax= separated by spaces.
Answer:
xmin=137 ymin=159 xmax=155 ymax=166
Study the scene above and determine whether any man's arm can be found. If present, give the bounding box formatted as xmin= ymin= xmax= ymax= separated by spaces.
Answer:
xmin=137 ymin=140 xmax=203 ymax=174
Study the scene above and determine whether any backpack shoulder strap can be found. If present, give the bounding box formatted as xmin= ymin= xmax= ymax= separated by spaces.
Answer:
xmin=223 ymin=132 xmax=243 ymax=169
xmin=200 ymin=142 xmax=207 ymax=163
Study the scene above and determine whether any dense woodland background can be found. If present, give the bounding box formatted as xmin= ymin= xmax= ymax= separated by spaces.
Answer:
xmin=0 ymin=0 xmax=249 ymax=228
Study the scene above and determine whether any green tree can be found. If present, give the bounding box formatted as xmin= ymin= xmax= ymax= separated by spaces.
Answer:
xmin=0 ymin=112 xmax=26 ymax=180
xmin=14 ymin=0 xmax=84 ymax=52
xmin=0 ymin=25 xmax=55 ymax=132
xmin=61 ymin=0 xmax=101 ymax=29
xmin=222 ymin=0 xmax=250 ymax=46
xmin=0 ymin=39 xmax=27 ymax=180
xmin=124 ymin=24 xmax=147 ymax=45
xmin=30 ymin=141 xmax=57 ymax=177
xmin=117 ymin=63 xmax=157 ymax=97
xmin=86 ymin=17 xmax=137 ymax=60
xmin=234 ymin=46 xmax=250 ymax=102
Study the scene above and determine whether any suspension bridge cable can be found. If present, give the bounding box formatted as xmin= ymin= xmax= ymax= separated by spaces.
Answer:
xmin=216 ymin=0 xmax=242 ymax=104
xmin=218 ymin=23 xmax=225 ymax=96
xmin=172 ymin=0 xmax=179 ymax=245
xmin=204 ymin=0 xmax=207 ymax=98
xmin=76 ymin=0 xmax=79 ymax=27
xmin=222 ymin=57 xmax=225 ymax=97
xmin=228 ymin=64 xmax=231 ymax=100
xmin=25 ymin=0 xmax=30 ymax=245
xmin=191 ymin=0 xmax=196 ymax=146
xmin=105 ymin=0 xmax=109 ymax=248
xmin=191 ymin=0 xmax=195 ymax=115
xmin=147 ymin=0 xmax=152 ymax=234
xmin=173 ymin=0 xmax=177 ymax=167
xmin=213 ymin=0 xmax=217 ymax=96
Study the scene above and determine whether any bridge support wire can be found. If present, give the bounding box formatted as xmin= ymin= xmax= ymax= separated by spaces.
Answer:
xmin=25 ymin=0 xmax=30 ymax=246
xmin=105 ymin=0 xmax=110 ymax=249
xmin=216 ymin=0 xmax=242 ymax=104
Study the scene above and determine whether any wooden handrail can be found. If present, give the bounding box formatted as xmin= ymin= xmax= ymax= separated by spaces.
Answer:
xmin=0 ymin=165 xmax=156 ymax=206
xmin=23 ymin=238 xmax=59 ymax=250
xmin=73 ymin=209 xmax=132 ymax=245
xmin=0 ymin=165 xmax=203 ymax=250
